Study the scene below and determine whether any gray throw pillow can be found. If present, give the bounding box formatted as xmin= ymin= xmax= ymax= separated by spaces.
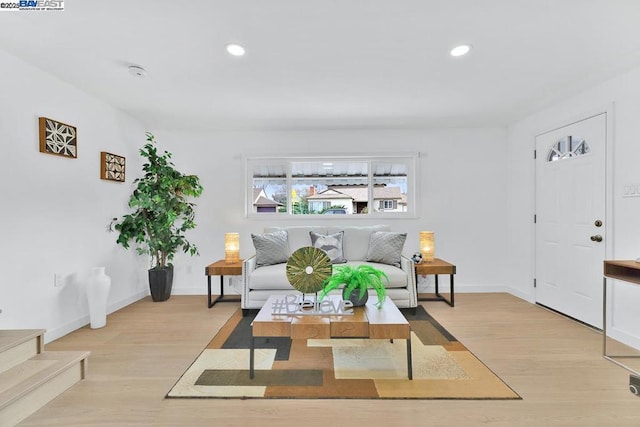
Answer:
xmin=251 ymin=230 xmax=290 ymax=267
xmin=365 ymin=231 xmax=407 ymax=267
xmin=310 ymin=231 xmax=347 ymax=264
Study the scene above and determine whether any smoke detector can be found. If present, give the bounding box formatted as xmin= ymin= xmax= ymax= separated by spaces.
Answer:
xmin=128 ymin=65 xmax=147 ymax=78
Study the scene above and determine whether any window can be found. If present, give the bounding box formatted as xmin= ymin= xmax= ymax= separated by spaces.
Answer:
xmin=547 ymin=135 xmax=590 ymax=162
xmin=246 ymin=154 xmax=418 ymax=218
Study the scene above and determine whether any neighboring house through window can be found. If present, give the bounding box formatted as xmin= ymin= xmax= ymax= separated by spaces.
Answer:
xmin=252 ymin=188 xmax=282 ymax=213
xmin=246 ymin=154 xmax=418 ymax=218
xmin=381 ymin=200 xmax=394 ymax=210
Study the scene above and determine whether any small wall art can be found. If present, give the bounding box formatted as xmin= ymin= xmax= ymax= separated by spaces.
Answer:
xmin=100 ymin=152 xmax=126 ymax=182
xmin=39 ymin=117 xmax=77 ymax=158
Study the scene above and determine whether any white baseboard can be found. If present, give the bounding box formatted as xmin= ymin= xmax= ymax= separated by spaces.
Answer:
xmin=609 ymin=326 xmax=640 ymax=353
xmin=505 ymin=286 xmax=534 ymax=303
xmin=45 ymin=291 xmax=147 ymax=344
xmin=172 ymin=287 xmax=208 ymax=295
xmin=172 ymin=287 xmax=242 ymax=296
xmin=449 ymin=284 xmax=509 ymax=293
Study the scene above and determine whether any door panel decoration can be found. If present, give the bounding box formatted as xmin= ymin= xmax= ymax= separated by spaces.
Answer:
xmin=547 ymin=135 xmax=590 ymax=162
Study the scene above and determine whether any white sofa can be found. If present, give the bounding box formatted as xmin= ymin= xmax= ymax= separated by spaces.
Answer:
xmin=241 ymin=225 xmax=417 ymax=312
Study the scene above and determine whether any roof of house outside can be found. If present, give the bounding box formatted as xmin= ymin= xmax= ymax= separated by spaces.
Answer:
xmin=307 ymin=188 xmax=354 ymax=200
xmin=252 ymin=188 xmax=282 ymax=207
xmin=253 ymin=188 xmax=266 ymax=203
xmin=254 ymin=196 xmax=281 ymax=207
xmin=307 ymin=185 xmax=404 ymax=202
xmin=328 ymin=187 xmax=367 ymax=202
xmin=371 ymin=186 xmax=403 ymax=200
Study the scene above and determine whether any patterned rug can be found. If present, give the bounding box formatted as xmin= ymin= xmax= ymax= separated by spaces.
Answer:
xmin=167 ymin=306 xmax=520 ymax=399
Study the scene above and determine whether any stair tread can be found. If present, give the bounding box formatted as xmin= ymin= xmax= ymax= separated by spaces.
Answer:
xmin=0 ymin=330 xmax=45 ymax=353
xmin=0 ymin=350 xmax=90 ymax=410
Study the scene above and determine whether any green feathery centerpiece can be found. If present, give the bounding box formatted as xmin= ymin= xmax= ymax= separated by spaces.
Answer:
xmin=319 ymin=264 xmax=389 ymax=308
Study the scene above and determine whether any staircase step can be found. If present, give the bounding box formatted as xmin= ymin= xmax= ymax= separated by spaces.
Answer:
xmin=0 ymin=350 xmax=90 ymax=426
xmin=0 ymin=330 xmax=45 ymax=375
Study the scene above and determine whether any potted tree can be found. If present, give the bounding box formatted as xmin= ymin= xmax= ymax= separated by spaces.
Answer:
xmin=113 ymin=132 xmax=203 ymax=301
xmin=318 ymin=264 xmax=389 ymax=308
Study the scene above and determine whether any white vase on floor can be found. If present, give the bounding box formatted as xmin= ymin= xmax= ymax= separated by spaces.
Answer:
xmin=87 ymin=266 xmax=111 ymax=329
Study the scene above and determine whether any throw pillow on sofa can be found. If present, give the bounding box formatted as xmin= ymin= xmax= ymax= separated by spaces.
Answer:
xmin=365 ymin=231 xmax=407 ymax=268
xmin=309 ymin=231 xmax=347 ymax=264
xmin=251 ymin=230 xmax=290 ymax=267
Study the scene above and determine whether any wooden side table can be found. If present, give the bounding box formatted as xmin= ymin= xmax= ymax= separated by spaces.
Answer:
xmin=414 ymin=258 xmax=456 ymax=307
xmin=205 ymin=260 xmax=242 ymax=308
xmin=603 ymin=260 xmax=640 ymax=375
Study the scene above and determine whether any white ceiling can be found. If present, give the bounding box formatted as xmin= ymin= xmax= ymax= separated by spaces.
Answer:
xmin=2 ymin=0 xmax=640 ymax=131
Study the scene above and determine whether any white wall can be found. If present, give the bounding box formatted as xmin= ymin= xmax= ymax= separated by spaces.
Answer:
xmin=0 ymin=49 xmax=509 ymax=343
xmin=153 ymin=127 xmax=509 ymax=297
xmin=507 ymin=64 xmax=640 ymax=349
xmin=0 ymin=50 xmax=148 ymax=342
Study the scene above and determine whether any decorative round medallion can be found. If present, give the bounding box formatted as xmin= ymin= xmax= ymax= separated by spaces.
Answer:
xmin=286 ymin=246 xmax=332 ymax=293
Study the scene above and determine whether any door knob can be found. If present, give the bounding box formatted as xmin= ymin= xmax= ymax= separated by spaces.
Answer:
xmin=590 ymin=235 xmax=603 ymax=242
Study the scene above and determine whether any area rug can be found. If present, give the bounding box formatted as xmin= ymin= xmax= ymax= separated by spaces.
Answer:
xmin=167 ymin=306 xmax=520 ymax=400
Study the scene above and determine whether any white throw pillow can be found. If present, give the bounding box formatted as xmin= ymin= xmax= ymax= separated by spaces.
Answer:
xmin=365 ymin=231 xmax=407 ymax=268
xmin=251 ymin=230 xmax=290 ymax=267
xmin=310 ymin=231 xmax=347 ymax=264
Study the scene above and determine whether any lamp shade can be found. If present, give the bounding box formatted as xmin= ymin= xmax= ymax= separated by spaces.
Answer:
xmin=420 ymin=231 xmax=435 ymax=262
xmin=224 ymin=232 xmax=240 ymax=263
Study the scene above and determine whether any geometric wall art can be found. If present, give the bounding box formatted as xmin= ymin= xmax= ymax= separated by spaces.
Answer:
xmin=38 ymin=117 xmax=77 ymax=158
xmin=100 ymin=151 xmax=126 ymax=182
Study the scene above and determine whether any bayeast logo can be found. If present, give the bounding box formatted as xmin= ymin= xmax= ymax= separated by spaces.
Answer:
xmin=18 ymin=0 xmax=64 ymax=10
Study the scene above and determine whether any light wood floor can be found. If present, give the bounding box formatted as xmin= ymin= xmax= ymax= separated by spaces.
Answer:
xmin=19 ymin=293 xmax=640 ymax=426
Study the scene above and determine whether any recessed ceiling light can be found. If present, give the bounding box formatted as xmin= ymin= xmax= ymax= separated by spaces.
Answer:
xmin=450 ymin=44 xmax=471 ymax=57
xmin=226 ymin=43 xmax=246 ymax=57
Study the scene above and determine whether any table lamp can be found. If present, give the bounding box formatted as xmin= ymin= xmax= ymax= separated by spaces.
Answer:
xmin=224 ymin=232 xmax=240 ymax=263
xmin=420 ymin=231 xmax=435 ymax=262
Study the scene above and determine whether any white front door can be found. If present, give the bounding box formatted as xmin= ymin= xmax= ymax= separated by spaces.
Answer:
xmin=535 ymin=113 xmax=606 ymax=328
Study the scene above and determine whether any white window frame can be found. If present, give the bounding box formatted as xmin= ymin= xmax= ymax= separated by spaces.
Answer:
xmin=245 ymin=153 xmax=419 ymax=219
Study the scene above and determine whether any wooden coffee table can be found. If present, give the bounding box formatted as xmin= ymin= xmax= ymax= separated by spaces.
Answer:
xmin=250 ymin=295 xmax=413 ymax=379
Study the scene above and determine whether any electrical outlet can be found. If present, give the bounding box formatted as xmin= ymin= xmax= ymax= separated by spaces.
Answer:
xmin=419 ymin=275 xmax=432 ymax=286
xmin=54 ymin=273 xmax=64 ymax=287
xmin=623 ymin=184 xmax=640 ymax=198
xmin=416 ymin=275 xmax=432 ymax=293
